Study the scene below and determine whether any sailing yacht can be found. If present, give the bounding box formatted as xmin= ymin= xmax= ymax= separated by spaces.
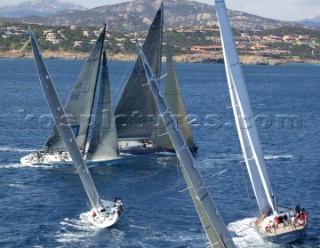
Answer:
xmin=139 ymin=46 xmax=235 ymax=248
xmin=115 ymin=3 xmax=197 ymax=154
xmin=28 ymin=26 xmax=123 ymax=228
xmin=215 ymin=0 xmax=308 ymax=243
xmin=20 ymin=25 xmax=119 ymax=165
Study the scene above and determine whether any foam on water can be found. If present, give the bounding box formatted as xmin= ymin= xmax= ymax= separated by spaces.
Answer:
xmin=1 ymin=60 xmax=319 ymax=247
xmin=264 ymin=154 xmax=293 ymax=160
xmin=228 ymin=217 xmax=269 ymax=247
xmin=228 ymin=218 xmax=314 ymax=248
xmin=0 ymin=162 xmax=54 ymax=169
xmin=55 ymin=217 xmax=100 ymax=244
xmin=0 ymin=146 xmax=35 ymax=153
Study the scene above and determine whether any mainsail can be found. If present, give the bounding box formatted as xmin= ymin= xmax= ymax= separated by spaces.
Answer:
xmin=29 ymin=27 xmax=101 ymax=209
xmin=139 ymin=47 xmax=235 ymax=248
xmin=87 ymin=51 xmax=119 ymax=161
xmin=215 ymin=0 xmax=275 ymax=214
xmin=44 ymin=25 xmax=106 ymax=153
xmin=154 ymin=39 xmax=196 ymax=151
xmin=115 ymin=3 xmax=163 ymax=140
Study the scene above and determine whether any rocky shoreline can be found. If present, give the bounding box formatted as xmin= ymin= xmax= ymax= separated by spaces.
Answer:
xmin=0 ymin=50 xmax=318 ymax=65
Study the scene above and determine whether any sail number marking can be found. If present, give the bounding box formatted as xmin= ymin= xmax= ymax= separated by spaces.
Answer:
xmin=71 ymin=93 xmax=80 ymax=100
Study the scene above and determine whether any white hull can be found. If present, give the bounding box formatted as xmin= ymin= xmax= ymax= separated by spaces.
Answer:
xmin=256 ymin=207 xmax=308 ymax=244
xmin=80 ymin=199 xmax=123 ymax=228
xmin=20 ymin=151 xmax=119 ymax=165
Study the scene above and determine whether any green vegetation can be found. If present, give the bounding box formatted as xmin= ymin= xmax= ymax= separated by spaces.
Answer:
xmin=0 ymin=22 xmax=319 ymax=62
xmin=260 ymin=26 xmax=320 ymax=39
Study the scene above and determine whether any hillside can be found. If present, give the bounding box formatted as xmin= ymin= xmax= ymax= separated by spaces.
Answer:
xmin=0 ymin=21 xmax=319 ymax=65
xmin=0 ymin=0 xmax=301 ymax=31
xmin=299 ymin=15 xmax=320 ymax=29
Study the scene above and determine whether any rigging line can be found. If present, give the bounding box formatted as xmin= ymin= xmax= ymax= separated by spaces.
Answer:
xmin=239 ymin=155 xmax=255 ymax=218
xmin=214 ymin=0 xmax=258 ymax=227
xmin=129 ymin=179 xmax=179 ymax=205
xmin=92 ymin=166 xmax=108 ymax=200
xmin=112 ymin=59 xmax=136 ymax=109
xmin=19 ymin=38 xmax=30 ymax=53
xmin=113 ymin=19 xmax=152 ymax=110
xmin=175 ymin=156 xmax=182 ymax=190
xmin=115 ymin=71 xmax=154 ymax=113
xmin=111 ymin=11 xmax=136 ymax=108
xmin=205 ymin=168 xmax=228 ymax=182
xmin=210 ymin=18 xmax=231 ymax=122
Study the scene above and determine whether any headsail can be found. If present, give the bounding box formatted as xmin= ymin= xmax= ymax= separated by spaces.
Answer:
xmin=139 ymin=47 xmax=235 ymax=248
xmin=29 ymin=27 xmax=101 ymax=209
xmin=87 ymin=51 xmax=119 ymax=161
xmin=215 ymin=0 xmax=275 ymax=214
xmin=114 ymin=3 xmax=163 ymax=140
xmin=44 ymin=25 xmax=106 ymax=153
xmin=154 ymin=39 xmax=196 ymax=151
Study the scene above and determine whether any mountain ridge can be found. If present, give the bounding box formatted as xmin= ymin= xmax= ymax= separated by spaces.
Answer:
xmin=299 ymin=15 xmax=320 ymax=28
xmin=0 ymin=0 xmax=86 ymax=18
xmin=0 ymin=0 xmax=306 ymax=32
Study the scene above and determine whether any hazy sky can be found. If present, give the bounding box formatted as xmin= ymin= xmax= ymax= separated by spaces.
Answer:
xmin=0 ymin=0 xmax=319 ymax=21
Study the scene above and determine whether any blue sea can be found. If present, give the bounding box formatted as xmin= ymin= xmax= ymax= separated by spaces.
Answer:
xmin=0 ymin=58 xmax=319 ymax=247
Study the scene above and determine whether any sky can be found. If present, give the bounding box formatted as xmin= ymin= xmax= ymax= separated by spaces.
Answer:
xmin=0 ymin=0 xmax=319 ymax=21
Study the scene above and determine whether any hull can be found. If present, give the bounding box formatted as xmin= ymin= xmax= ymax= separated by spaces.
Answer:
xmin=256 ymin=208 xmax=308 ymax=244
xmin=262 ymin=225 xmax=307 ymax=244
xmin=80 ymin=199 xmax=123 ymax=228
xmin=20 ymin=151 xmax=120 ymax=166
xmin=155 ymin=145 xmax=198 ymax=154
xmin=118 ymin=140 xmax=198 ymax=155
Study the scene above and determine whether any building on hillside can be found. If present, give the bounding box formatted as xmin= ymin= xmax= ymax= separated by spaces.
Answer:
xmin=43 ymin=29 xmax=55 ymax=35
xmin=74 ymin=41 xmax=85 ymax=48
xmin=263 ymin=35 xmax=283 ymax=42
xmin=191 ymin=45 xmax=222 ymax=52
xmin=297 ymin=35 xmax=309 ymax=41
xmin=83 ymin=30 xmax=93 ymax=37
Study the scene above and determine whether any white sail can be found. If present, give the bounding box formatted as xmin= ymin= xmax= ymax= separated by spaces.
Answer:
xmin=139 ymin=47 xmax=235 ymax=248
xmin=215 ymin=0 xmax=275 ymax=214
xmin=87 ymin=51 xmax=119 ymax=161
xmin=29 ymin=27 xmax=101 ymax=209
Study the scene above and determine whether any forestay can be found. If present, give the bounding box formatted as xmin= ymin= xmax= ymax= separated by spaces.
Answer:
xmin=115 ymin=3 xmax=163 ymax=140
xmin=215 ymin=0 xmax=275 ymax=215
xmin=139 ymin=47 xmax=235 ymax=248
xmin=44 ymin=25 xmax=106 ymax=153
xmin=87 ymin=51 xmax=119 ymax=161
xmin=29 ymin=27 xmax=101 ymax=209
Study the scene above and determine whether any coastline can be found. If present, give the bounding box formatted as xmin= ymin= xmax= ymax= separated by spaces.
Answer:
xmin=0 ymin=50 xmax=319 ymax=65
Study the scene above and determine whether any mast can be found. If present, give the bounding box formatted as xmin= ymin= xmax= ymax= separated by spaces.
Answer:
xmin=87 ymin=51 xmax=119 ymax=161
xmin=114 ymin=3 xmax=163 ymax=140
xmin=44 ymin=25 xmax=106 ymax=154
xmin=29 ymin=27 xmax=101 ymax=209
xmin=215 ymin=0 xmax=276 ymax=214
xmin=139 ymin=47 xmax=235 ymax=248
xmin=155 ymin=38 xmax=196 ymax=150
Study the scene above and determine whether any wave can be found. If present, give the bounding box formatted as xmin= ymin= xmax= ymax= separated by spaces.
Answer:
xmin=199 ymin=153 xmax=293 ymax=165
xmin=264 ymin=154 xmax=293 ymax=160
xmin=0 ymin=146 xmax=35 ymax=153
xmin=0 ymin=162 xmax=54 ymax=169
xmin=155 ymin=151 xmax=176 ymax=156
xmin=55 ymin=217 xmax=99 ymax=244
xmin=228 ymin=218 xmax=277 ymax=247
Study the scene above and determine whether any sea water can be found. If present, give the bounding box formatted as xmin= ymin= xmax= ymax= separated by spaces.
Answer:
xmin=0 ymin=58 xmax=319 ymax=247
